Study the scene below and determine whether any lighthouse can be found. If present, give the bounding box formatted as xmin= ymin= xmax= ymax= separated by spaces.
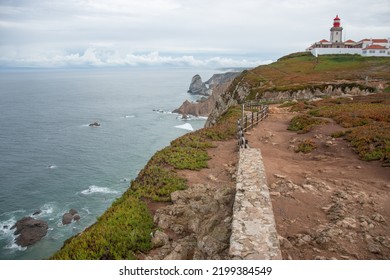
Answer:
xmin=330 ymin=15 xmax=343 ymax=43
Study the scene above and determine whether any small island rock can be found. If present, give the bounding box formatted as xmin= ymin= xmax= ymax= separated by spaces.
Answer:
xmin=11 ymin=217 xmax=48 ymax=247
xmin=62 ymin=209 xmax=80 ymax=225
xmin=89 ymin=122 xmax=100 ymax=127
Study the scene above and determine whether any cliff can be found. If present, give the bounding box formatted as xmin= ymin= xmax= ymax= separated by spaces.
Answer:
xmin=173 ymin=72 xmax=240 ymax=117
xmin=205 ymin=52 xmax=390 ymax=126
xmin=51 ymin=52 xmax=390 ymax=260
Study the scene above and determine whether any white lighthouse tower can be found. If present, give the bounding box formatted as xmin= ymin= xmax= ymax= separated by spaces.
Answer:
xmin=330 ymin=15 xmax=343 ymax=43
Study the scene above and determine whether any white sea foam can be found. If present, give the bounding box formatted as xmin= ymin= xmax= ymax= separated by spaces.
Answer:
xmin=82 ymin=207 xmax=90 ymax=215
xmin=175 ymin=123 xmax=194 ymax=131
xmin=5 ymin=242 xmax=27 ymax=252
xmin=38 ymin=203 xmax=55 ymax=217
xmin=81 ymin=185 xmax=118 ymax=195
xmin=124 ymin=115 xmax=135 ymax=118
xmin=47 ymin=165 xmax=57 ymax=169
xmin=0 ymin=218 xmax=17 ymax=236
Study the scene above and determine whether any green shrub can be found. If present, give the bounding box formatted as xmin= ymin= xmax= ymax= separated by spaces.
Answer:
xmin=288 ymin=115 xmax=328 ymax=133
xmin=295 ymin=139 xmax=317 ymax=153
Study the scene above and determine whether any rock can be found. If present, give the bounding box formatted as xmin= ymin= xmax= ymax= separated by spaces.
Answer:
xmin=164 ymin=235 xmax=197 ymax=260
xmin=32 ymin=210 xmax=42 ymax=216
xmin=270 ymin=192 xmax=281 ymax=198
xmin=188 ymin=74 xmax=208 ymax=95
xmin=274 ymin=174 xmax=286 ymax=179
xmin=337 ymin=217 xmax=357 ymax=229
xmin=278 ymin=235 xmax=293 ymax=249
xmin=367 ymin=242 xmax=382 ymax=254
xmin=62 ymin=209 xmax=80 ymax=225
xmin=62 ymin=213 xmax=74 ymax=225
xmin=89 ymin=122 xmax=100 ymax=127
xmin=11 ymin=217 xmax=48 ymax=247
xmin=371 ymin=213 xmax=386 ymax=224
xmin=152 ymin=231 xmax=169 ymax=248
xmin=198 ymin=235 xmax=227 ymax=257
xmin=208 ymin=174 xmax=218 ymax=182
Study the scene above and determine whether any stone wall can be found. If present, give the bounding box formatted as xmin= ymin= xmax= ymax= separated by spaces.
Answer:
xmin=229 ymin=148 xmax=282 ymax=259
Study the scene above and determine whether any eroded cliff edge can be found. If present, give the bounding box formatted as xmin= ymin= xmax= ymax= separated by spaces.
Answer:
xmin=173 ymin=72 xmax=240 ymax=117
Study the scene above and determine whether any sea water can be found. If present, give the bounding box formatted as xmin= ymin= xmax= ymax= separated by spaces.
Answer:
xmin=0 ymin=67 xmax=218 ymax=259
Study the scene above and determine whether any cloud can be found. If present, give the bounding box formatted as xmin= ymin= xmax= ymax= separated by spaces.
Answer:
xmin=0 ymin=48 xmax=272 ymax=68
xmin=0 ymin=0 xmax=389 ymax=68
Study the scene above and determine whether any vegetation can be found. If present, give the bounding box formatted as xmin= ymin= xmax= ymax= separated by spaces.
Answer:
xmin=51 ymin=105 xmax=241 ymax=260
xmin=295 ymin=139 xmax=317 ymax=154
xmin=289 ymin=94 xmax=390 ymax=164
xmin=228 ymin=52 xmax=390 ymax=101
xmin=288 ymin=115 xmax=328 ymax=133
xmin=52 ymin=53 xmax=390 ymax=259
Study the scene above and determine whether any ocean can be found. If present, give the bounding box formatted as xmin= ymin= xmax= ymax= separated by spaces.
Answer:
xmin=0 ymin=67 xmax=219 ymax=259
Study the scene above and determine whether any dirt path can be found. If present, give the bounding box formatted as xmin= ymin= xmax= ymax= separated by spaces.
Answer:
xmin=246 ymin=105 xmax=390 ymax=260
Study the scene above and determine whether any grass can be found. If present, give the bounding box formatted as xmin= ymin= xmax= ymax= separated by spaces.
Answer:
xmin=227 ymin=52 xmax=390 ymax=101
xmin=288 ymin=114 xmax=328 ymax=133
xmin=51 ymin=105 xmax=241 ymax=260
xmin=295 ymin=139 xmax=317 ymax=153
xmin=289 ymin=94 xmax=390 ymax=165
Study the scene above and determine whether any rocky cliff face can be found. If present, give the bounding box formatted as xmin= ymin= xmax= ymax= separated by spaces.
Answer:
xmin=174 ymin=72 xmax=241 ymax=117
xmin=187 ymin=74 xmax=208 ymax=95
xmin=204 ymin=81 xmax=381 ymax=127
xmin=187 ymin=72 xmax=241 ymax=97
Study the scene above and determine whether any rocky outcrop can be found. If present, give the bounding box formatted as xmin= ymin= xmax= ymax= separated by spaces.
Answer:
xmin=205 ymin=81 xmax=378 ymax=127
xmin=62 ymin=209 xmax=80 ymax=225
xmin=261 ymin=84 xmax=374 ymax=101
xmin=175 ymin=72 xmax=241 ymax=117
xmin=147 ymin=183 xmax=236 ymax=260
xmin=188 ymin=74 xmax=208 ymax=95
xmin=188 ymin=72 xmax=240 ymax=96
xmin=11 ymin=217 xmax=48 ymax=247
xmin=89 ymin=122 xmax=100 ymax=127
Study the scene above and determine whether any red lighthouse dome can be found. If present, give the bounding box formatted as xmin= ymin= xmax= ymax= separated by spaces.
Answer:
xmin=333 ymin=15 xmax=341 ymax=27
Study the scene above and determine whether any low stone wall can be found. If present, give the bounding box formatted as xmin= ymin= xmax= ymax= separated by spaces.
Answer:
xmin=229 ymin=148 xmax=282 ymax=259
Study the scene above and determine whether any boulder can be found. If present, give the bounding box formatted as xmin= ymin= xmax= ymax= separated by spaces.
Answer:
xmin=89 ymin=122 xmax=100 ymax=127
xmin=62 ymin=209 xmax=80 ymax=225
xmin=32 ymin=210 xmax=42 ymax=216
xmin=11 ymin=217 xmax=48 ymax=247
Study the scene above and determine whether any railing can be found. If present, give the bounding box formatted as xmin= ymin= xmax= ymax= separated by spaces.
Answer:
xmin=237 ymin=102 xmax=269 ymax=149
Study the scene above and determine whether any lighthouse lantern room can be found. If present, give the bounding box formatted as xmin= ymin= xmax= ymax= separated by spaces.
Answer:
xmin=330 ymin=15 xmax=343 ymax=43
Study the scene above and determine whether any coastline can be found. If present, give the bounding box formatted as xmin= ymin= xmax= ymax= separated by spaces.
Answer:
xmin=51 ymin=52 xmax=390 ymax=259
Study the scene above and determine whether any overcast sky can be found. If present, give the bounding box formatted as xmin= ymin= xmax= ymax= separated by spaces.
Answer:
xmin=0 ymin=0 xmax=389 ymax=68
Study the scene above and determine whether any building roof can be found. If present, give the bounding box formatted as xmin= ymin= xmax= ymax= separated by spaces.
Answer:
xmin=334 ymin=15 xmax=340 ymax=20
xmin=373 ymin=39 xmax=389 ymax=43
xmin=319 ymin=39 xmax=330 ymax=43
xmin=363 ymin=44 xmax=388 ymax=50
xmin=360 ymin=38 xmax=389 ymax=43
xmin=345 ymin=39 xmax=356 ymax=43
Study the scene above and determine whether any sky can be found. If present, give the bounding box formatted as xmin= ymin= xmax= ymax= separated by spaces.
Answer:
xmin=0 ymin=0 xmax=389 ymax=68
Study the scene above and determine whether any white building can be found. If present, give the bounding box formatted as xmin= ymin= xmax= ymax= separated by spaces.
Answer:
xmin=308 ymin=16 xmax=390 ymax=57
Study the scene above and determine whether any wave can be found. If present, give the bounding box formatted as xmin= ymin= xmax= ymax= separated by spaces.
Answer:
xmin=175 ymin=123 xmax=194 ymax=131
xmin=4 ymin=242 xmax=27 ymax=252
xmin=36 ymin=203 xmax=55 ymax=217
xmin=177 ymin=115 xmax=208 ymax=121
xmin=47 ymin=165 xmax=57 ymax=169
xmin=153 ymin=109 xmax=177 ymax=115
xmin=123 ymin=115 xmax=135 ymax=119
xmin=80 ymin=185 xmax=118 ymax=195
xmin=0 ymin=217 xmax=17 ymax=236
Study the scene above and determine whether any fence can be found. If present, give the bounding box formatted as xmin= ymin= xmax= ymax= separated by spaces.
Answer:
xmin=237 ymin=101 xmax=269 ymax=149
